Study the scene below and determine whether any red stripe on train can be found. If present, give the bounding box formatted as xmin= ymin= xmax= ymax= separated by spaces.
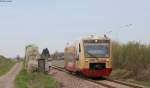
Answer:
xmin=80 ymin=68 xmax=112 ymax=77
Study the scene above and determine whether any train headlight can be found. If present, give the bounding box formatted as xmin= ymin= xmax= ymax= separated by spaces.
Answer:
xmin=95 ymin=39 xmax=98 ymax=43
xmin=106 ymin=59 xmax=110 ymax=62
xmin=85 ymin=60 xmax=89 ymax=62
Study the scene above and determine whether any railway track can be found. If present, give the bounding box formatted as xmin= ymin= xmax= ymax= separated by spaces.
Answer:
xmin=51 ymin=65 xmax=145 ymax=88
xmin=52 ymin=65 xmax=115 ymax=88
xmin=105 ymin=78 xmax=144 ymax=88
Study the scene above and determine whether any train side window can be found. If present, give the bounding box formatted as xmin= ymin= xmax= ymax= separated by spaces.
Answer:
xmin=79 ymin=44 xmax=81 ymax=52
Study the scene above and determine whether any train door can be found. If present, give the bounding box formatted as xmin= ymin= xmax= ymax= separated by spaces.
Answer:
xmin=76 ymin=44 xmax=80 ymax=69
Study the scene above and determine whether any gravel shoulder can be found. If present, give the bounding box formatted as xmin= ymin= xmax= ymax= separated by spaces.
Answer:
xmin=0 ymin=62 xmax=22 ymax=88
xmin=49 ymin=68 xmax=106 ymax=88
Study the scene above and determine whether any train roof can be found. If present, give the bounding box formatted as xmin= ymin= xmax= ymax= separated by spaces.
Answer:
xmin=80 ymin=35 xmax=110 ymax=40
xmin=65 ymin=35 xmax=110 ymax=47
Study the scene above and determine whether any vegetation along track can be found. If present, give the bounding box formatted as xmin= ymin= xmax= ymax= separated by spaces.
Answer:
xmin=52 ymin=65 xmax=146 ymax=88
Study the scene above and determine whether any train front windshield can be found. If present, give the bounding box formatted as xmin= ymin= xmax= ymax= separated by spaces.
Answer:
xmin=84 ymin=42 xmax=110 ymax=58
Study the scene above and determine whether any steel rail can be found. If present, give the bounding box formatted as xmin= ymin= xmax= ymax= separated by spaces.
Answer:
xmin=105 ymin=78 xmax=144 ymax=88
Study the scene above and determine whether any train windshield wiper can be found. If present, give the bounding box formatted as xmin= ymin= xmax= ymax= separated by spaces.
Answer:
xmin=86 ymin=51 xmax=98 ymax=58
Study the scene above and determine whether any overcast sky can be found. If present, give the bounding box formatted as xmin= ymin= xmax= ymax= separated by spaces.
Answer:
xmin=0 ymin=0 xmax=150 ymax=57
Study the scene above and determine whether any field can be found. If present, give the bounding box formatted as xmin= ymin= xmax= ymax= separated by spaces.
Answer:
xmin=0 ymin=56 xmax=16 ymax=76
xmin=15 ymin=67 xmax=58 ymax=88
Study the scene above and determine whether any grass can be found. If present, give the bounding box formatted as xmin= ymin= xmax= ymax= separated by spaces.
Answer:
xmin=128 ymin=80 xmax=150 ymax=87
xmin=110 ymin=69 xmax=132 ymax=79
xmin=0 ymin=56 xmax=16 ymax=76
xmin=110 ymin=70 xmax=150 ymax=87
xmin=15 ymin=69 xmax=58 ymax=88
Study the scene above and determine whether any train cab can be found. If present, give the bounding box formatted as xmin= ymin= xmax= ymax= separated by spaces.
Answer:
xmin=64 ymin=35 xmax=112 ymax=77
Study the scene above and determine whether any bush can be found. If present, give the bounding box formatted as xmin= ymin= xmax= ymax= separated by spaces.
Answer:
xmin=112 ymin=41 xmax=150 ymax=81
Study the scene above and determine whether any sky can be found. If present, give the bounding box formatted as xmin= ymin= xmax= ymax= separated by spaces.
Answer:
xmin=0 ymin=0 xmax=150 ymax=57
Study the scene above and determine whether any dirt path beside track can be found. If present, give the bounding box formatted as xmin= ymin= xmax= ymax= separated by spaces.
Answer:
xmin=0 ymin=62 xmax=22 ymax=88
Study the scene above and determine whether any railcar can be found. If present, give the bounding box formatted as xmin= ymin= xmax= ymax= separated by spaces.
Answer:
xmin=64 ymin=35 xmax=112 ymax=77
